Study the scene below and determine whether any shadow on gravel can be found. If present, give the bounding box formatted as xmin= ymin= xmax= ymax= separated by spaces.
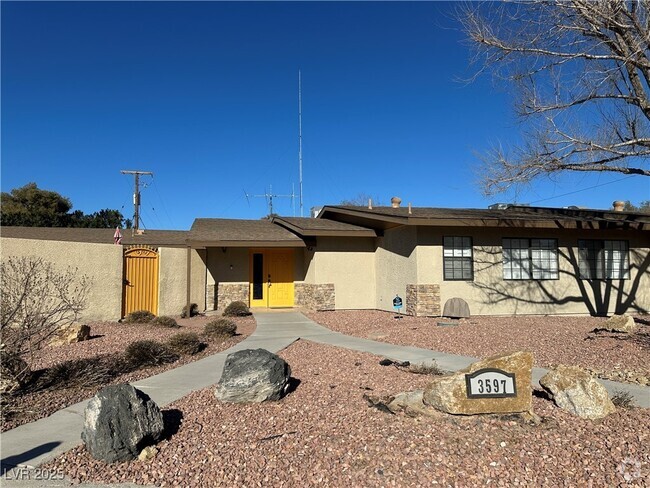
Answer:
xmin=162 ymin=409 xmax=184 ymax=440
xmin=532 ymin=388 xmax=551 ymax=401
xmin=285 ymin=377 xmax=301 ymax=395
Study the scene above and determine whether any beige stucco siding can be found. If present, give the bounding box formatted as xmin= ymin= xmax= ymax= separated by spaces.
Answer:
xmin=307 ymin=237 xmax=376 ymax=309
xmin=206 ymin=247 xmax=250 ymax=286
xmin=0 ymin=237 xmax=123 ymax=321
xmin=375 ymin=226 xmax=418 ymax=312
xmin=417 ymin=227 xmax=650 ymax=315
xmin=158 ymin=247 xmax=206 ymax=316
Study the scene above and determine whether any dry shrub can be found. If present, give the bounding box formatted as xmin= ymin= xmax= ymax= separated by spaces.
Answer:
xmin=181 ymin=303 xmax=199 ymax=318
xmin=223 ymin=301 xmax=251 ymax=317
xmin=611 ymin=390 xmax=636 ymax=409
xmin=123 ymin=310 xmax=156 ymax=324
xmin=35 ymin=354 xmax=128 ymax=391
xmin=167 ymin=332 xmax=203 ymax=355
xmin=152 ymin=316 xmax=180 ymax=328
xmin=204 ymin=318 xmax=237 ymax=339
xmin=124 ymin=340 xmax=179 ymax=368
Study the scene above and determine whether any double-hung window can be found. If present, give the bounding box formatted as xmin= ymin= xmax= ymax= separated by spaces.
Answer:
xmin=443 ymin=236 xmax=473 ymax=281
xmin=578 ymin=240 xmax=629 ymax=279
xmin=503 ymin=238 xmax=558 ymax=280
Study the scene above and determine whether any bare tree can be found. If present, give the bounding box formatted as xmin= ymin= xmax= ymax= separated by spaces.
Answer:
xmin=1 ymin=257 xmax=91 ymax=367
xmin=461 ymin=1 xmax=650 ymax=195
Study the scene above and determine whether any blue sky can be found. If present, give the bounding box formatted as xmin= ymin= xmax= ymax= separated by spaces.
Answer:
xmin=2 ymin=1 xmax=648 ymax=230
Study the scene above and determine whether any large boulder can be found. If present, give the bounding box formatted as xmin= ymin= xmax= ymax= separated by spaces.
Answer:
xmin=50 ymin=322 xmax=91 ymax=347
xmin=442 ymin=298 xmax=470 ymax=319
xmin=423 ymin=351 xmax=533 ymax=415
xmin=593 ymin=314 xmax=638 ymax=334
xmin=82 ymin=384 xmax=165 ymax=463
xmin=539 ymin=365 xmax=616 ymax=420
xmin=215 ymin=348 xmax=291 ymax=403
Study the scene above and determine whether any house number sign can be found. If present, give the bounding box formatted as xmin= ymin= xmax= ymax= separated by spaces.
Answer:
xmin=465 ymin=368 xmax=517 ymax=399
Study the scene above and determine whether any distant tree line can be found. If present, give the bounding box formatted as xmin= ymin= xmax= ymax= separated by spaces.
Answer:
xmin=1 ymin=183 xmax=132 ymax=228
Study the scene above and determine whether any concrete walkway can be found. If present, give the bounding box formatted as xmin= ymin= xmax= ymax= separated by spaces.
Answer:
xmin=3 ymin=310 xmax=649 ymax=484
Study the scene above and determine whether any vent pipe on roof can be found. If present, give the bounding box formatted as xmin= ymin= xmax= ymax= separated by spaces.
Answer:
xmin=391 ymin=196 xmax=402 ymax=208
xmin=368 ymin=199 xmax=373 ymax=210
xmin=408 ymin=202 xmax=412 ymax=214
xmin=612 ymin=200 xmax=625 ymax=212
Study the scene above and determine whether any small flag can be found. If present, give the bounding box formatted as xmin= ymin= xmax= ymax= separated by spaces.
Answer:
xmin=114 ymin=227 xmax=123 ymax=245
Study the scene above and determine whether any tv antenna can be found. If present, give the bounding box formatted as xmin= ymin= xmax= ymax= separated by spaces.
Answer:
xmin=120 ymin=169 xmax=153 ymax=232
xmin=244 ymin=184 xmax=296 ymax=217
xmin=298 ymin=69 xmax=304 ymax=217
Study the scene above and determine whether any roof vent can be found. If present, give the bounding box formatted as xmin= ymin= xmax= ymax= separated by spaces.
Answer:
xmin=612 ymin=200 xmax=625 ymax=212
xmin=391 ymin=196 xmax=402 ymax=208
xmin=488 ymin=203 xmax=510 ymax=210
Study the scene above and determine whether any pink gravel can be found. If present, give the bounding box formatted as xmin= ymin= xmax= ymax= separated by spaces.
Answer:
xmin=304 ymin=310 xmax=650 ymax=377
xmin=48 ymin=340 xmax=649 ymax=487
xmin=2 ymin=315 xmax=255 ymax=432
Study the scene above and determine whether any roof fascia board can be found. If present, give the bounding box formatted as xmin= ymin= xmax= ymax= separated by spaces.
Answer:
xmin=186 ymin=240 xmax=306 ymax=248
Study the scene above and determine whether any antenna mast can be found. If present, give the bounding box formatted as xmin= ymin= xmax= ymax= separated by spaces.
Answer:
xmin=298 ymin=69 xmax=304 ymax=217
xmin=120 ymin=169 xmax=153 ymax=232
xmin=245 ymin=185 xmax=296 ymax=217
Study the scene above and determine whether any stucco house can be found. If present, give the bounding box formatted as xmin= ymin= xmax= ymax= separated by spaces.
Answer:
xmin=2 ymin=201 xmax=648 ymax=321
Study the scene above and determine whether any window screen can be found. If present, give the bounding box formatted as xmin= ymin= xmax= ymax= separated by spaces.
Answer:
xmin=503 ymin=238 xmax=558 ymax=280
xmin=579 ymin=240 xmax=629 ymax=279
xmin=443 ymin=236 xmax=473 ymax=281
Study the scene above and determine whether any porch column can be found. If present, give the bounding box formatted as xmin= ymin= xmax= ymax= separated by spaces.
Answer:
xmin=186 ymin=246 xmax=192 ymax=316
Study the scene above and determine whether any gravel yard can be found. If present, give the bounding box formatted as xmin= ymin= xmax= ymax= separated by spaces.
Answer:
xmin=2 ymin=315 xmax=255 ymax=432
xmin=47 ymin=340 xmax=649 ymax=487
xmin=304 ymin=311 xmax=650 ymax=382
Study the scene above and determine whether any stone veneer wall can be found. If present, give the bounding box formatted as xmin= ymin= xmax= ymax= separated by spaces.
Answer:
xmin=406 ymin=284 xmax=441 ymax=317
xmin=295 ymin=283 xmax=335 ymax=311
xmin=208 ymin=283 xmax=249 ymax=311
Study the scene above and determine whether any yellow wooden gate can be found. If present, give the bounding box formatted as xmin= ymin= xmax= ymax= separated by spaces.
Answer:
xmin=122 ymin=246 xmax=159 ymax=317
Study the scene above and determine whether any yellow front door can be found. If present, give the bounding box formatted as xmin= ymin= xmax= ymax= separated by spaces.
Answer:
xmin=249 ymin=249 xmax=294 ymax=308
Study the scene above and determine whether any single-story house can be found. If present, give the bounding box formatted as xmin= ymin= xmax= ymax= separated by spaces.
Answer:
xmin=2 ymin=200 xmax=648 ymax=321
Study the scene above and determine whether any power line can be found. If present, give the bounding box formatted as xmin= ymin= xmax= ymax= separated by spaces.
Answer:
xmin=529 ymin=175 xmax=637 ymax=204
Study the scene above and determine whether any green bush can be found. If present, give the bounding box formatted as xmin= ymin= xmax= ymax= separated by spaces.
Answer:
xmin=152 ymin=316 xmax=180 ymax=328
xmin=124 ymin=310 xmax=156 ymax=324
xmin=223 ymin=301 xmax=251 ymax=317
xmin=167 ymin=332 xmax=203 ymax=355
xmin=204 ymin=318 xmax=237 ymax=338
xmin=181 ymin=303 xmax=199 ymax=318
xmin=124 ymin=340 xmax=179 ymax=368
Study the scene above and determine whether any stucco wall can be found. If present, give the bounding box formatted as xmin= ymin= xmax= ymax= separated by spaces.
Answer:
xmin=416 ymin=226 xmax=650 ymax=316
xmin=307 ymin=237 xmax=376 ymax=309
xmin=0 ymin=237 xmax=123 ymax=321
xmin=158 ymin=247 xmax=206 ymax=316
xmin=375 ymin=226 xmax=418 ymax=312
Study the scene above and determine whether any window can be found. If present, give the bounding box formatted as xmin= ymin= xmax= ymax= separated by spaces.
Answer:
xmin=443 ymin=236 xmax=473 ymax=281
xmin=503 ymin=238 xmax=558 ymax=280
xmin=578 ymin=240 xmax=629 ymax=279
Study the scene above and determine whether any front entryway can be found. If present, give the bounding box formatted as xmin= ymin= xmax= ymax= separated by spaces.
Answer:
xmin=249 ymin=249 xmax=294 ymax=308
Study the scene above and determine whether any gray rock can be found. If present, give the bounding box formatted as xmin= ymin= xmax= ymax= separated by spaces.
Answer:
xmin=82 ymin=384 xmax=165 ymax=463
xmin=593 ymin=314 xmax=638 ymax=334
xmin=215 ymin=348 xmax=291 ymax=403
xmin=540 ymin=365 xmax=616 ymax=420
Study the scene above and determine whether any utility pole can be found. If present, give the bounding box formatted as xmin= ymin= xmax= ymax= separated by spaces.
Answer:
xmin=120 ymin=170 xmax=153 ymax=232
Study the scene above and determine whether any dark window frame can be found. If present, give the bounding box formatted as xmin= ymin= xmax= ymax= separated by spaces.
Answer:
xmin=443 ymin=236 xmax=474 ymax=281
xmin=502 ymin=238 xmax=559 ymax=281
xmin=578 ymin=239 xmax=629 ymax=280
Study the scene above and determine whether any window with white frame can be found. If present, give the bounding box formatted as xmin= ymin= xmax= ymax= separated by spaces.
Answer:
xmin=443 ymin=236 xmax=473 ymax=281
xmin=503 ymin=238 xmax=558 ymax=280
xmin=578 ymin=240 xmax=629 ymax=279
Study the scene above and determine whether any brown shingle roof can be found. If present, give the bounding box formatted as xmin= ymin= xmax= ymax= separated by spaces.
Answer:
xmin=319 ymin=205 xmax=650 ymax=230
xmin=188 ymin=219 xmax=305 ymax=247
xmin=0 ymin=227 xmax=190 ymax=246
xmin=272 ymin=217 xmax=376 ymax=237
